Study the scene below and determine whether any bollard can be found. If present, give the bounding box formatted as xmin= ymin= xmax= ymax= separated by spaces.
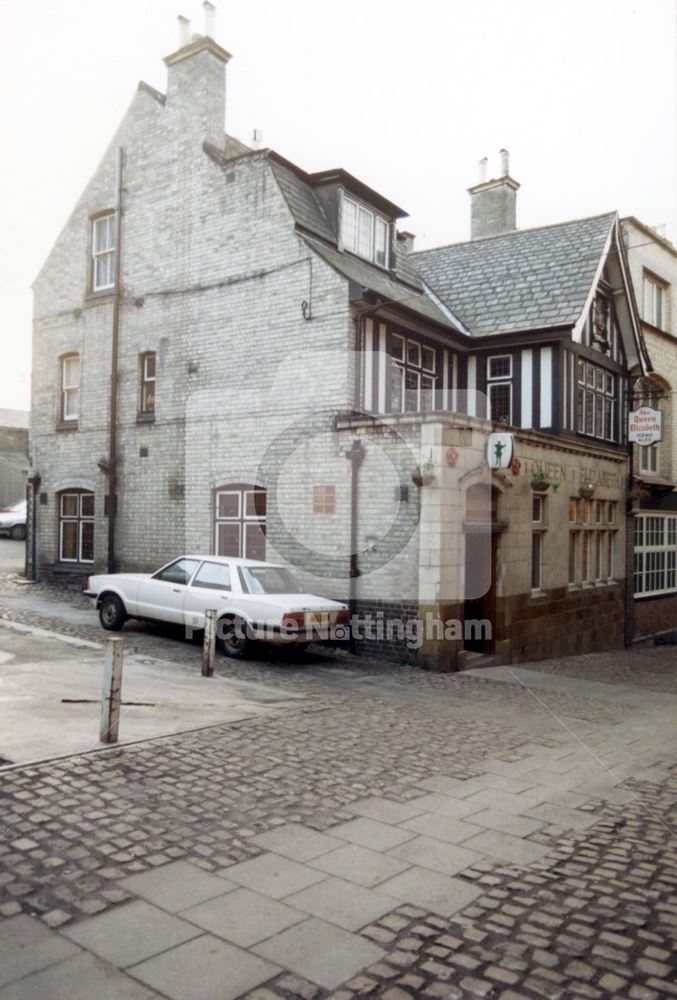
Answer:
xmin=202 ymin=609 xmax=217 ymax=677
xmin=100 ymin=637 xmax=124 ymax=743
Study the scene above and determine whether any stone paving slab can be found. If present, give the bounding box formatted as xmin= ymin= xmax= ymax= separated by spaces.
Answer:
xmin=375 ymin=866 xmax=484 ymax=917
xmin=461 ymin=829 xmax=551 ymax=865
xmin=307 ymin=843 xmax=411 ymax=887
xmin=179 ymin=888 xmax=306 ymax=948
xmin=525 ymin=801 xmax=601 ymax=830
xmin=119 ymin=861 xmax=235 ymax=913
xmin=460 ymin=786 xmax=548 ymax=815
xmin=405 ymin=791 xmax=485 ymax=819
xmin=61 ymin=899 xmax=201 ymax=968
xmin=388 ymin=836 xmax=483 ymax=876
xmin=399 ymin=812 xmax=482 ymax=845
xmin=0 ymin=951 xmax=155 ymax=1000
xmin=252 ymin=917 xmax=384 ymax=989
xmin=349 ymin=797 xmax=428 ymax=825
xmin=414 ymin=775 xmax=478 ymax=797
xmin=465 ymin=808 xmax=544 ymax=838
xmin=328 ymin=817 xmax=416 ymax=851
xmin=129 ymin=934 xmax=279 ymax=1000
xmin=0 ymin=914 xmax=79 ymax=988
xmin=221 ymin=852 xmax=327 ymax=899
xmin=286 ymin=876 xmax=396 ymax=931
xmin=250 ymin=823 xmax=346 ymax=862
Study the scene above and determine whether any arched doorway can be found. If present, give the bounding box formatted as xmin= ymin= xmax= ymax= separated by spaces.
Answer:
xmin=463 ymin=483 xmax=500 ymax=652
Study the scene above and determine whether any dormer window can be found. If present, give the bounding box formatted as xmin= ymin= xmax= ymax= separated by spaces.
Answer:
xmin=342 ymin=195 xmax=389 ymax=268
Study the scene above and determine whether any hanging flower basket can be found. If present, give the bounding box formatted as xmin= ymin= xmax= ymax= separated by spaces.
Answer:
xmin=579 ymin=483 xmax=595 ymax=499
xmin=412 ymin=466 xmax=435 ymax=487
xmin=530 ymin=468 xmax=559 ymax=493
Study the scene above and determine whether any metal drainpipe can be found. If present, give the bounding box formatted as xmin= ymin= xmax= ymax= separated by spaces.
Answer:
xmin=27 ymin=474 xmax=40 ymax=581
xmin=625 ymin=383 xmax=636 ymax=649
xmin=107 ymin=146 xmax=124 ymax=574
xmin=346 ymin=438 xmax=366 ymax=652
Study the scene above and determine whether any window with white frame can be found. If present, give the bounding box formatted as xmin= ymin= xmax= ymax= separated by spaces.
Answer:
xmin=575 ymin=359 xmax=617 ymax=441
xmin=92 ymin=214 xmax=115 ymax=292
xmin=390 ymin=333 xmax=437 ymax=413
xmin=341 ymin=195 xmax=389 ymax=268
xmin=60 ymin=354 xmax=80 ymax=423
xmin=487 ymin=354 xmax=512 ymax=424
xmin=59 ymin=491 xmax=94 ymax=563
xmin=643 ymin=272 xmax=666 ymax=330
xmin=634 ymin=513 xmax=677 ymax=597
xmin=140 ymin=352 xmax=156 ymax=414
xmin=215 ymin=486 xmax=266 ymax=560
xmin=640 ymin=444 xmax=659 ymax=475
xmin=569 ymin=497 xmax=617 ymax=587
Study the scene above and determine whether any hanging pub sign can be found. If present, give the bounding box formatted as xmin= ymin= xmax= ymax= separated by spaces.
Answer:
xmin=628 ymin=407 xmax=662 ymax=445
xmin=486 ymin=432 xmax=514 ymax=469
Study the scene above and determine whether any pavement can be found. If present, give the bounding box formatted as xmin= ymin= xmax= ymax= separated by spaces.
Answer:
xmin=0 ymin=558 xmax=676 ymax=999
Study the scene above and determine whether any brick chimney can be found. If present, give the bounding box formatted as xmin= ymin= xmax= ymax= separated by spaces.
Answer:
xmin=468 ymin=149 xmax=520 ymax=240
xmin=164 ymin=4 xmax=231 ymax=151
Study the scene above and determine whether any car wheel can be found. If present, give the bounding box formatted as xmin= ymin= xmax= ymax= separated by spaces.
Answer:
xmin=9 ymin=524 xmax=26 ymax=541
xmin=218 ymin=616 xmax=254 ymax=659
xmin=99 ymin=594 xmax=127 ymax=631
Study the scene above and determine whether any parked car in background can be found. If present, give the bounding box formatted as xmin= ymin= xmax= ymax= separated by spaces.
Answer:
xmin=0 ymin=500 xmax=27 ymax=540
xmin=84 ymin=555 xmax=349 ymax=657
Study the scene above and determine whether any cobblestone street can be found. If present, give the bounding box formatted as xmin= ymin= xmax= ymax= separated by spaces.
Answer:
xmin=0 ymin=570 xmax=676 ymax=999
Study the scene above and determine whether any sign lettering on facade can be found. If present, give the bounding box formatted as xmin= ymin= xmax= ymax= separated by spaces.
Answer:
xmin=628 ymin=407 xmax=662 ymax=445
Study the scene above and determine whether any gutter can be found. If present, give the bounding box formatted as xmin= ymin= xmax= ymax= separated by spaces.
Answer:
xmin=107 ymin=147 xmax=124 ymax=574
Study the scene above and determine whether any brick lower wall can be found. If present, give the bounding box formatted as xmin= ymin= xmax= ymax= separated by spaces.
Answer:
xmin=501 ymin=585 xmax=626 ymax=663
xmin=351 ymin=599 xmax=421 ymax=665
xmin=634 ymin=595 xmax=677 ymax=639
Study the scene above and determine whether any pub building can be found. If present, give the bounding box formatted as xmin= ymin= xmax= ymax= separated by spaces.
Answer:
xmin=28 ymin=16 xmax=652 ymax=668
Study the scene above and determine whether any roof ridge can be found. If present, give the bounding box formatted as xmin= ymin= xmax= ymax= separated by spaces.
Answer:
xmin=413 ymin=211 xmax=617 ymax=256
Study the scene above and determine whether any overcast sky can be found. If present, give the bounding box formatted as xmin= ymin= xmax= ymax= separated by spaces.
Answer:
xmin=1 ymin=0 xmax=675 ymax=410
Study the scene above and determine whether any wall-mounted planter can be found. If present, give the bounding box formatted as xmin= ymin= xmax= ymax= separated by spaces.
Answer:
xmin=579 ymin=484 xmax=595 ymax=499
xmin=530 ymin=480 xmax=550 ymax=493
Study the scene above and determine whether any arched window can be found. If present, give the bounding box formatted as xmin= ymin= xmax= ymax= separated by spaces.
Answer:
xmin=214 ymin=484 xmax=266 ymax=560
xmin=58 ymin=490 xmax=94 ymax=563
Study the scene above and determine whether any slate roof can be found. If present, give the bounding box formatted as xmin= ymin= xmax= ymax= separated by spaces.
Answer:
xmin=270 ymin=160 xmax=336 ymax=244
xmin=269 ymin=155 xmax=460 ymax=332
xmin=303 ymin=238 xmax=456 ymax=330
xmin=413 ymin=213 xmax=617 ymax=337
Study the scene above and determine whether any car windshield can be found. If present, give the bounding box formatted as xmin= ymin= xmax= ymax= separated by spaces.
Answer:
xmin=239 ymin=565 xmax=301 ymax=594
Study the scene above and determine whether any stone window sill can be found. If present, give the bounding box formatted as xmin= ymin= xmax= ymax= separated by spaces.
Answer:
xmin=136 ymin=411 xmax=156 ymax=425
xmin=84 ymin=289 xmax=114 ymax=305
xmin=56 ymin=421 xmax=78 ymax=432
xmin=52 ymin=562 xmax=93 ymax=574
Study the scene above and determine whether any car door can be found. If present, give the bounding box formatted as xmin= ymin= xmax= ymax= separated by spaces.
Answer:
xmin=183 ymin=560 xmax=236 ymax=630
xmin=135 ymin=558 xmax=201 ymax=624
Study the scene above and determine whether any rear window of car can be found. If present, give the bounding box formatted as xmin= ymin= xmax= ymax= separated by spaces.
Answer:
xmin=192 ymin=562 xmax=232 ymax=591
xmin=239 ymin=565 xmax=300 ymax=594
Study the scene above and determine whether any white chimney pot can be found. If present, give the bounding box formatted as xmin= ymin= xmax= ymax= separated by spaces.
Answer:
xmin=203 ymin=1 xmax=216 ymax=38
xmin=178 ymin=15 xmax=191 ymax=47
xmin=478 ymin=157 xmax=488 ymax=184
xmin=500 ymin=148 xmax=510 ymax=177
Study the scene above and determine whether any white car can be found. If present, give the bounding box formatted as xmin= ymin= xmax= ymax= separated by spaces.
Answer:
xmin=0 ymin=499 xmax=27 ymax=540
xmin=84 ymin=555 xmax=349 ymax=658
